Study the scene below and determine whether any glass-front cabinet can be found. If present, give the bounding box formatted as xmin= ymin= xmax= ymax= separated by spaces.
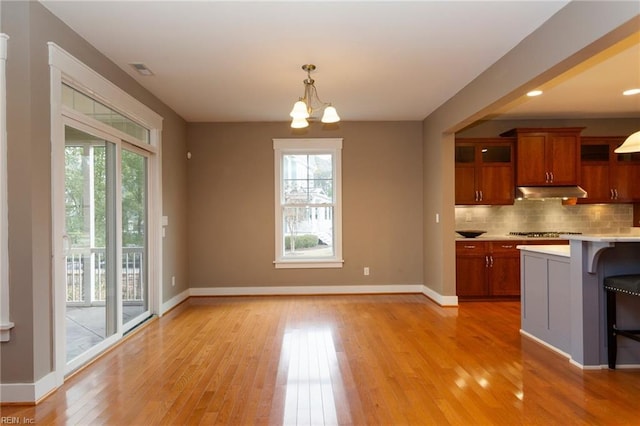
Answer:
xmin=579 ymin=136 xmax=640 ymax=203
xmin=455 ymin=138 xmax=515 ymax=205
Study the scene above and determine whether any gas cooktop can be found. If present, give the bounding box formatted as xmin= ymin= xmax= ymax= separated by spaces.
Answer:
xmin=508 ymin=231 xmax=582 ymax=238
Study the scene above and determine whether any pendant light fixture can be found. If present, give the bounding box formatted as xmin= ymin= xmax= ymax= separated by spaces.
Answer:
xmin=614 ymin=130 xmax=640 ymax=153
xmin=289 ymin=64 xmax=340 ymax=128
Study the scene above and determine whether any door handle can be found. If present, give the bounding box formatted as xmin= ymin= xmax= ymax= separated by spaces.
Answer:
xmin=62 ymin=234 xmax=71 ymax=256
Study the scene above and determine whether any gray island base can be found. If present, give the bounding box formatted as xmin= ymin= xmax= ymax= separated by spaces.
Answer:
xmin=519 ymin=234 xmax=640 ymax=369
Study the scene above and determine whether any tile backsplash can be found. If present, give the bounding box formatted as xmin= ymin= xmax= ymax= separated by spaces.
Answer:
xmin=455 ymin=200 xmax=634 ymax=235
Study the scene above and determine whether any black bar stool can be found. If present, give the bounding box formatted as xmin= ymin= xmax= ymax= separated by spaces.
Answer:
xmin=604 ymin=274 xmax=640 ymax=369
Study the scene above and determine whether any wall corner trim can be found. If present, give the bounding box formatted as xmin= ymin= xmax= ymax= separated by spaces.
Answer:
xmin=422 ymin=285 xmax=458 ymax=306
xmin=0 ymin=371 xmax=57 ymax=404
xmin=161 ymin=289 xmax=190 ymax=315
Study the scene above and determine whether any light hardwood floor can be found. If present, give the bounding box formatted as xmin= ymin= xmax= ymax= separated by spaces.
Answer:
xmin=3 ymin=294 xmax=639 ymax=425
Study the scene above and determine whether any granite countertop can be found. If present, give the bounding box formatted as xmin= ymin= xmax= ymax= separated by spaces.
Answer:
xmin=455 ymin=234 xmax=569 ymax=242
xmin=516 ymin=244 xmax=571 ymax=257
xmin=562 ymin=233 xmax=640 ymax=242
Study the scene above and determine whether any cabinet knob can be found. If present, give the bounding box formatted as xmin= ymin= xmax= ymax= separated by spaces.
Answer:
xmin=501 ymin=245 xmax=514 ymax=248
xmin=464 ymin=245 xmax=476 ymax=249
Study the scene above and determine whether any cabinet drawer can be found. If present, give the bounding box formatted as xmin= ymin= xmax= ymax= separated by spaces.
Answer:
xmin=456 ymin=241 xmax=487 ymax=255
xmin=490 ymin=241 xmax=520 ymax=254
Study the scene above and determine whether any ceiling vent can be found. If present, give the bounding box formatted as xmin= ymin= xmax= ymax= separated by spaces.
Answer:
xmin=129 ymin=63 xmax=153 ymax=76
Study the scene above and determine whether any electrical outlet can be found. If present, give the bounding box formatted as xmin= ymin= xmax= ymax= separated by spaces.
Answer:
xmin=465 ymin=212 xmax=472 ymax=222
xmin=171 ymin=276 xmax=175 ymax=287
xmin=364 ymin=267 xmax=370 ymax=276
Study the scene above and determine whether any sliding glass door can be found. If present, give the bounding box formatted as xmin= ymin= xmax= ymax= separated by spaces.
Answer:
xmin=121 ymin=147 xmax=149 ymax=332
xmin=62 ymin=125 xmax=152 ymax=371
xmin=64 ymin=126 xmax=117 ymax=363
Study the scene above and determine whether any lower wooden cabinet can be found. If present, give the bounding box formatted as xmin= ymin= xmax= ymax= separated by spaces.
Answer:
xmin=456 ymin=240 xmax=568 ymax=299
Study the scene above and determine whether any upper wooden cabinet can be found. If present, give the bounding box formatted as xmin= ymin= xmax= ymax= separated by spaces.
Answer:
xmin=501 ymin=128 xmax=583 ymax=186
xmin=455 ymin=138 xmax=514 ymax=205
xmin=579 ymin=136 xmax=640 ymax=203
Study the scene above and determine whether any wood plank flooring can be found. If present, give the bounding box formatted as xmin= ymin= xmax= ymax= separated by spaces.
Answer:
xmin=3 ymin=294 xmax=640 ymax=425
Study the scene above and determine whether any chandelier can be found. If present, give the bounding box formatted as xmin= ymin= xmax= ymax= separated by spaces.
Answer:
xmin=289 ymin=64 xmax=340 ymax=128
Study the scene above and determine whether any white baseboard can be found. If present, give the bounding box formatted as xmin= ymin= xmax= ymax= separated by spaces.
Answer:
xmin=190 ymin=284 xmax=423 ymax=297
xmin=161 ymin=288 xmax=190 ymax=314
xmin=422 ymin=285 xmax=458 ymax=306
xmin=189 ymin=284 xmax=459 ymax=307
xmin=0 ymin=371 xmax=57 ymax=404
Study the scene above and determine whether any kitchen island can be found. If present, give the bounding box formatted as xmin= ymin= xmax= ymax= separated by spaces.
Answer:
xmin=519 ymin=234 xmax=640 ymax=368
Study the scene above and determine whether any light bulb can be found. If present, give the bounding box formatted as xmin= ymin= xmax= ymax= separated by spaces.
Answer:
xmin=291 ymin=117 xmax=309 ymax=129
xmin=321 ymin=105 xmax=340 ymax=123
xmin=290 ymin=100 xmax=310 ymax=119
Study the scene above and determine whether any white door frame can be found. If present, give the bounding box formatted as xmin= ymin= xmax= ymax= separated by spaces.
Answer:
xmin=49 ymin=43 xmax=163 ymax=384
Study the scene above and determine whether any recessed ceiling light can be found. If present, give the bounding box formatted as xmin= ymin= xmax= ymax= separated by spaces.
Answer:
xmin=622 ymin=88 xmax=640 ymax=96
xmin=527 ymin=90 xmax=543 ymax=97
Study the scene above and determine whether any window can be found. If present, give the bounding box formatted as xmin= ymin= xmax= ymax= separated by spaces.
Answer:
xmin=273 ymin=138 xmax=343 ymax=268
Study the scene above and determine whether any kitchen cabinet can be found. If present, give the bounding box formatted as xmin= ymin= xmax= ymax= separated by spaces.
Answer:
xmin=579 ymin=136 xmax=640 ymax=203
xmin=456 ymin=239 xmax=568 ymax=299
xmin=501 ymin=128 xmax=583 ymax=186
xmin=455 ymin=138 xmax=514 ymax=205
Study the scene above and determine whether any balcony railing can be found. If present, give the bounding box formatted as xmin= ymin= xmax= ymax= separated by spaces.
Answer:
xmin=66 ymin=247 xmax=145 ymax=306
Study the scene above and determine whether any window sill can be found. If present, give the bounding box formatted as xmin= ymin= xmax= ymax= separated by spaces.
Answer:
xmin=274 ymin=260 xmax=344 ymax=269
xmin=1 ymin=321 xmax=15 ymax=342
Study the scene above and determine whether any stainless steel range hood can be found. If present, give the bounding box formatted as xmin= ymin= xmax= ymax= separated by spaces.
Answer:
xmin=516 ymin=185 xmax=587 ymax=199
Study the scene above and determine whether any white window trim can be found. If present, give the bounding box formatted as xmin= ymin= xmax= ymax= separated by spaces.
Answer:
xmin=49 ymin=43 xmax=163 ymax=384
xmin=273 ymin=138 xmax=343 ymax=269
xmin=0 ymin=33 xmax=13 ymax=342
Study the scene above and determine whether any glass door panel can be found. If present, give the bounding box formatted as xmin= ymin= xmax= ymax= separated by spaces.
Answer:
xmin=121 ymin=147 xmax=149 ymax=331
xmin=64 ymin=126 xmax=117 ymax=362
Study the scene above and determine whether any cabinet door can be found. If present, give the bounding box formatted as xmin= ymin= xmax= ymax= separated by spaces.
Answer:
xmin=488 ymin=254 xmax=520 ymax=296
xmin=516 ymin=134 xmax=547 ymax=185
xmin=455 ymin=166 xmax=478 ymax=205
xmin=489 ymin=242 xmax=521 ymax=296
xmin=580 ymin=164 xmax=613 ymax=203
xmin=479 ymin=165 xmax=514 ymax=205
xmin=548 ymin=134 xmax=579 ymax=185
xmin=615 ymin=163 xmax=640 ymax=202
xmin=456 ymin=256 xmax=488 ymax=297
xmin=456 ymin=242 xmax=488 ymax=297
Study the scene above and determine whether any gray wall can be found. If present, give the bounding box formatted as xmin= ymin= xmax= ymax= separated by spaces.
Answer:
xmin=187 ymin=121 xmax=424 ymax=288
xmin=421 ymin=1 xmax=640 ymax=297
xmin=1 ymin=1 xmax=189 ymax=384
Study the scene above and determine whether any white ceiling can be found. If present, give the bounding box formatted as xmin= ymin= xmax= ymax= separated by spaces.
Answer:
xmin=40 ymin=1 xmax=639 ymax=123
